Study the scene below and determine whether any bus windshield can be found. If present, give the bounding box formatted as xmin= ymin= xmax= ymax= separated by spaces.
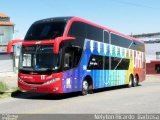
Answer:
xmin=24 ymin=21 xmax=66 ymax=40
xmin=19 ymin=45 xmax=60 ymax=73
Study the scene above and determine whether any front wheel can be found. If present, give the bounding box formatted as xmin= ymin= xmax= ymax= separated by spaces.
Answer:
xmin=82 ymin=80 xmax=89 ymax=95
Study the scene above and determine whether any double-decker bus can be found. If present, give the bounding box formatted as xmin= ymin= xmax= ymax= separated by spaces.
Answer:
xmin=8 ymin=17 xmax=145 ymax=95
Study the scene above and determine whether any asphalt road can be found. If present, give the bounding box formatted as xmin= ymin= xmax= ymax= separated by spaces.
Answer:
xmin=0 ymin=75 xmax=160 ymax=114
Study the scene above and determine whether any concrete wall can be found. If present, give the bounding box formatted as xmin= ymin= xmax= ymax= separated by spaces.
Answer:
xmin=0 ymin=54 xmax=13 ymax=72
xmin=135 ymin=33 xmax=160 ymax=63
xmin=146 ymin=61 xmax=160 ymax=74
xmin=0 ymin=26 xmax=14 ymax=45
xmin=145 ymin=43 xmax=160 ymax=63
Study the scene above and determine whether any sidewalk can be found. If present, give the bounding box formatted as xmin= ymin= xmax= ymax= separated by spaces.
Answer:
xmin=0 ymin=72 xmax=18 ymax=88
xmin=146 ymin=74 xmax=160 ymax=77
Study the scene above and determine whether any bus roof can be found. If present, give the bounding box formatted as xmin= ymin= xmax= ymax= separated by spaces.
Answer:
xmin=34 ymin=16 xmax=73 ymax=24
xmin=65 ymin=16 xmax=144 ymax=44
xmin=32 ymin=16 xmax=143 ymax=44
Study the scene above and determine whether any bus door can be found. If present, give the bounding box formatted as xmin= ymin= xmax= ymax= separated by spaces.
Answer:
xmin=110 ymin=33 xmax=118 ymax=86
xmin=103 ymin=31 xmax=110 ymax=87
xmin=62 ymin=46 xmax=82 ymax=91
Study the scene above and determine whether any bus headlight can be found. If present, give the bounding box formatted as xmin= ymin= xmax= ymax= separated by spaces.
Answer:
xmin=18 ymin=77 xmax=24 ymax=83
xmin=43 ymin=78 xmax=60 ymax=85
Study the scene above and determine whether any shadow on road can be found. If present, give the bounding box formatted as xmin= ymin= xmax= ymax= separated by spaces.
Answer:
xmin=93 ymin=85 xmax=142 ymax=94
xmin=11 ymin=90 xmax=80 ymax=100
xmin=11 ymin=85 xmax=141 ymax=100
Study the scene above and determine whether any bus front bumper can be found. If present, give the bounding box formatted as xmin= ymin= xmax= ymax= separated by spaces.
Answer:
xmin=18 ymin=80 xmax=63 ymax=94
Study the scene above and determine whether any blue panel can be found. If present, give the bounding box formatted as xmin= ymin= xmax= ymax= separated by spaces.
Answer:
xmin=62 ymin=39 xmax=128 ymax=93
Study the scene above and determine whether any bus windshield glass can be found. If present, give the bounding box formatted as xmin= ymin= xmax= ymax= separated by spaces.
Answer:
xmin=24 ymin=21 xmax=66 ymax=40
xmin=19 ymin=45 xmax=60 ymax=73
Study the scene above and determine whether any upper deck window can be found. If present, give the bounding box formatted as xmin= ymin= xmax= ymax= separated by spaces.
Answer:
xmin=68 ymin=21 xmax=103 ymax=42
xmin=24 ymin=21 xmax=66 ymax=40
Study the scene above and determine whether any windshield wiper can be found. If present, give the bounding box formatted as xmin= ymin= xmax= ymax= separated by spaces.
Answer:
xmin=33 ymin=45 xmax=41 ymax=70
xmin=36 ymin=68 xmax=53 ymax=74
xmin=33 ymin=68 xmax=53 ymax=72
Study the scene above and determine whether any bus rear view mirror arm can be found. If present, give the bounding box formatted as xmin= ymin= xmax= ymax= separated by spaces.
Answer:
xmin=54 ymin=36 xmax=75 ymax=54
xmin=7 ymin=39 xmax=23 ymax=54
xmin=7 ymin=37 xmax=75 ymax=54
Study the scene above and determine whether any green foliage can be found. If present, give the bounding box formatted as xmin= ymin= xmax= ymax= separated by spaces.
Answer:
xmin=0 ymin=81 xmax=9 ymax=94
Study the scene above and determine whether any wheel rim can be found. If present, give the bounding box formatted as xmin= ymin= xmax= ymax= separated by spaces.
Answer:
xmin=129 ymin=77 xmax=132 ymax=87
xmin=82 ymin=81 xmax=88 ymax=95
xmin=134 ymin=78 xmax=136 ymax=85
xmin=83 ymin=81 xmax=88 ymax=91
xmin=134 ymin=76 xmax=138 ymax=86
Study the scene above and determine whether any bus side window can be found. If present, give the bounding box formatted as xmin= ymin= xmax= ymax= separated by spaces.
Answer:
xmin=88 ymin=55 xmax=103 ymax=70
xmin=73 ymin=47 xmax=82 ymax=67
xmin=64 ymin=53 xmax=72 ymax=69
xmin=63 ymin=47 xmax=82 ymax=70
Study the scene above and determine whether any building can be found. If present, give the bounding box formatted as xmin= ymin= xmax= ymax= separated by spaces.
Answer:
xmin=133 ymin=32 xmax=160 ymax=74
xmin=0 ymin=12 xmax=14 ymax=72
xmin=0 ymin=13 xmax=14 ymax=46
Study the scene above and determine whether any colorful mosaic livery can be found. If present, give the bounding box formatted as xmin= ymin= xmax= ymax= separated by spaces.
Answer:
xmin=8 ymin=17 xmax=145 ymax=95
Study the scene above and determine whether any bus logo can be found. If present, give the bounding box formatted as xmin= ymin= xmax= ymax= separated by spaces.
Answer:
xmin=41 ymin=75 xmax=45 ymax=80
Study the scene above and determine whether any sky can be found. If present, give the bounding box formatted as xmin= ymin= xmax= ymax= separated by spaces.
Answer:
xmin=0 ymin=0 xmax=160 ymax=39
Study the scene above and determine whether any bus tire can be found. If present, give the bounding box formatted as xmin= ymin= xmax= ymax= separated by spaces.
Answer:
xmin=88 ymin=84 xmax=93 ymax=94
xmin=128 ymin=75 xmax=133 ymax=88
xmin=133 ymin=75 xmax=139 ymax=87
xmin=82 ymin=80 xmax=89 ymax=95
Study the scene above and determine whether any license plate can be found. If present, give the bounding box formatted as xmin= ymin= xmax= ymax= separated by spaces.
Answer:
xmin=30 ymin=87 xmax=37 ymax=91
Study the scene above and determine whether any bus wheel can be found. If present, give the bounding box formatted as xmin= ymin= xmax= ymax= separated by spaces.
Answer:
xmin=82 ymin=80 xmax=89 ymax=95
xmin=133 ymin=75 xmax=139 ymax=87
xmin=88 ymin=84 xmax=93 ymax=94
xmin=128 ymin=75 xmax=133 ymax=88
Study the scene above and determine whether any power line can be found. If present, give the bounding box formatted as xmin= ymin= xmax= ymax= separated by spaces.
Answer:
xmin=112 ymin=0 xmax=159 ymax=10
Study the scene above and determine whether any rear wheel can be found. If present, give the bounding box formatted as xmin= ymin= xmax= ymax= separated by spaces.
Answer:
xmin=128 ymin=75 xmax=133 ymax=87
xmin=82 ymin=80 xmax=89 ymax=95
xmin=133 ymin=75 xmax=139 ymax=87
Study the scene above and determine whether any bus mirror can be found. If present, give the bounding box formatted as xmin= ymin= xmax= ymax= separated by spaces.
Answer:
xmin=7 ymin=39 xmax=23 ymax=54
xmin=53 ymin=37 xmax=75 ymax=54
